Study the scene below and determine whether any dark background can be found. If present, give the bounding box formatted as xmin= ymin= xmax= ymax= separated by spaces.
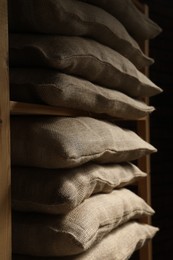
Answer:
xmin=145 ymin=0 xmax=173 ymax=259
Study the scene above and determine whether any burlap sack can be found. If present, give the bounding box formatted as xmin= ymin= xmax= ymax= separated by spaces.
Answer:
xmin=9 ymin=35 xmax=162 ymax=98
xmin=12 ymin=162 xmax=146 ymax=214
xmin=11 ymin=116 xmax=157 ymax=168
xmin=8 ymin=0 xmax=152 ymax=68
xmin=80 ymin=0 xmax=162 ymax=40
xmin=12 ymin=221 xmax=159 ymax=260
xmin=13 ymin=189 xmax=155 ymax=256
xmin=10 ymin=69 xmax=155 ymax=119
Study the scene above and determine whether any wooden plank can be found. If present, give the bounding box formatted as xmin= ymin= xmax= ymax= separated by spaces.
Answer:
xmin=136 ymin=3 xmax=153 ymax=260
xmin=137 ymin=118 xmax=151 ymax=208
xmin=137 ymin=118 xmax=152 ymax=260
xmin=130 ymin=2 xmax=153 ymax=259
xmin=0 ymin=0 xmax=11 ymax=259
xmin=10 ymin=101 xmax=147 ymax=121
xmin=10 ymin=101 xmax=89 ymax=117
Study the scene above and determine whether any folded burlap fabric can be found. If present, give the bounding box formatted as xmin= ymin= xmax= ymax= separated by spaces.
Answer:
xmin=8 ymin=0 xmax=153 ymax=68
xmin=12 ymin=221 xmax=159 ymax=260
xmin=13 ymin=189 xmax=155 ymax=256
xmin=11 ymin=116 xmax=156 ymax=168
xmin=9 ymin=35 xmax=162 ymax=98
xmin=12 ymin=162 xmax=146 ymax=214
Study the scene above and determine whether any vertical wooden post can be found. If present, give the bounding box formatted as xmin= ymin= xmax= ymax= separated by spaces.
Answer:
xmin=0 ymin=0 xmax=11 ymax=259
xmin=137 ymin=118 xmax=152 ymax=260
xmin=136 ymin=3 xmax=152 ymax=260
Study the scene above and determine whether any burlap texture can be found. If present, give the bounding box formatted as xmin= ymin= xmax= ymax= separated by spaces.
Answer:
xmin=12 ymin=162 xmax=146 ymax=214
xmin=12 ymin=189 xmax=155 ymax=256
xmin=12 ymin=221 xmax=159 ymax=260
xmin=8 ymin=0 xmax=152 ymax=69
xmin=10 ymin=69 xmax=155 ymax=120
xmin=80 ymin=0 xmax=162 ymax=40
xmin=9 ymin=35 xmax=162 ymax=98
xmin=11 ymin=116 xmax=156 ymax=168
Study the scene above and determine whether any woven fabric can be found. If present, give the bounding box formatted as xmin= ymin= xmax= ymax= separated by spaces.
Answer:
xmin=11 ymin=116 xmax=156 ymax=168
xmin=80 ymin=0 xmax=162 ymax=41
xmin=12 ymin=189 xmax=155 ymax=256
xmin=10 ymin=69 xmax=155 ymax=120
xmin=12 ymin=162 xmax=146 ymax=214
xmin=8 ymin=0 xmax=152 ymax=68
xmin=12 ymin=221 xmax=159 ymax=260
xmin=9 ymin=35 xmax=162 ymax=98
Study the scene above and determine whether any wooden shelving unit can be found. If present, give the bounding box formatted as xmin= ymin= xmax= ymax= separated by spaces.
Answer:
xmin=0 ymin=1 xmax=153 ymax=259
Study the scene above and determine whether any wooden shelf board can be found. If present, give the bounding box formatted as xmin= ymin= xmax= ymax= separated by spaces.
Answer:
xmin=10 ymin=101 xmax=147 ymax=121
xmin=10 ymin=101 xmax=89 ymax=117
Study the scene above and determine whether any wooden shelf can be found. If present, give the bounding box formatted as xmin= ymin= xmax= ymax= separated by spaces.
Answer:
xmin=10 ymin=101 xmax=88 ymax=117
xmin=10 ymin=101 xmax=147 ymax=121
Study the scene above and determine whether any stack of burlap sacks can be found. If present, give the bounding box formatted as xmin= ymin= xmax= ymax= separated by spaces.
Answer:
xmin=9 ymin=0 xmax=162 ymax=259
